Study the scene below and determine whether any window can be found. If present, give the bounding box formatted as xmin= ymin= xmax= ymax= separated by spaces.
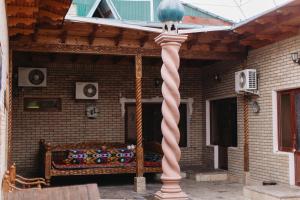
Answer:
xmin=210 ymin=97 xmax=238 ymax=147
xmin=24 ymin=98 xmax=62 ymax=112
xmin=277 ymin=89 xmax=300 ymax=152
xmin=125 ymin=103 xmax=188 ymax=147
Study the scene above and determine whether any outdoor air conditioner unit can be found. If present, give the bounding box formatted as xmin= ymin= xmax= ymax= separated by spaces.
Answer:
xmin=235 ymin=69 xmax=257 ymax=94
xmin=76 ymin=82 xmax=98 ymax=100
xmin=18 ymin=67 xmax=47 ymax=87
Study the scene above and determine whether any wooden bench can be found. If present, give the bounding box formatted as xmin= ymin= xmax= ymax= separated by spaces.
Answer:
xmin=4 ymin=184 xmax=100 ymax=200
xmin=2 ymin=163 xmax=47 ymax=200
xmin=40 ymin=140 xmax=162 ymax=185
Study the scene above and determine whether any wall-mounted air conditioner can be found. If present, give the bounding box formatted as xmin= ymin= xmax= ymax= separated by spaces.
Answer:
xmin=76 ymin=82 xmax=98 ymax=100
xmin=235 ymin=69 xmax=257 ymax=94
xmin=18 ymin=67 xmax=47 ymax=87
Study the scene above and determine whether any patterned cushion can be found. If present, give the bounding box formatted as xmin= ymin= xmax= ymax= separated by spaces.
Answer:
xmin=64 ymin=149 xmax=111 ymax=164
xmin=63 ymin=148 xmax=135 ymax=165
xmin=115 ymin=148 xmax=135 ymax=163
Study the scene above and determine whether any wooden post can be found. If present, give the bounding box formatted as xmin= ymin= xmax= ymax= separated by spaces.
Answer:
xmin=135 ymin=53 xmax=144 ymax=177
xmin=243 ymin=96 xmax=249 ymax=172
xmin=134 ymin=53 xmax=146 ymax=193
xmin=242 ymin=61 xmax=249 ymax=173
xmin=7 ymin=49 xmax=13 ymax=168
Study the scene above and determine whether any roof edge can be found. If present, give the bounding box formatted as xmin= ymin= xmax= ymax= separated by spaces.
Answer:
xmin=232 ymin=0 xmax=294 ymax=29
xmin=181 ymin=1 xmax=235 ymax=24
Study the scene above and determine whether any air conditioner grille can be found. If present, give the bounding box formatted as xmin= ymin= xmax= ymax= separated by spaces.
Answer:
xmin=248 ymin=71 xmax=257 ymax=89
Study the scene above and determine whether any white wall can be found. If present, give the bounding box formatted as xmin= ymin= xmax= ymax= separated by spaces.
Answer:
xmin=0 ymin=0 xmax=9 ymax=199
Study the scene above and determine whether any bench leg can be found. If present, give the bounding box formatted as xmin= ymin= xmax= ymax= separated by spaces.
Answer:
xmin=46 ymin=178 xmax=51 ymax=186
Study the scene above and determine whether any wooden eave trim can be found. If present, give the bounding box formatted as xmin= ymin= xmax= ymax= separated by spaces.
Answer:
xmin=10 ymin=42 xmax=246 ymax=61
xmin=6 ymin=6 xmax=38 ymax=17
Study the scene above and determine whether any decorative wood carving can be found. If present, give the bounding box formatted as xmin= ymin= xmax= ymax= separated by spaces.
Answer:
xmin=135 ymin=54 xmax=144 ymax=177
xmin=11 ymin=42 xmax=245 ymax=60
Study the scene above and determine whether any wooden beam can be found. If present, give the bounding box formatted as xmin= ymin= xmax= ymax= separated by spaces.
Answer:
xmin=114 ymin=30 xmax=124 ymax=46
xmin=39 ymin=10 xmax=64 ymax=21
xmin=187 ymin=34 xmax=198 ymax=50
xmin=42 ymin=0 xmax=70 ymax=10
xmin=8 ymin=17 xmax=36 ymax=27
xmin=6 ymin=6 xmax=38 ymax=17
xmin=276 ymin=5 xmax=300 ymax=15
xmin=10 ymin=41 xmax=245 ymax=60
xmin=139 ymin=35 xmax=149 ymax=48
xmin=59 ymin=30 xmax=68 ymax=44
xmin=9 ymin=28 xmax=34 ymax=36
xmin=88 ymin=25 xmax=98 ymax=45
xmin=6 ymin=0 xmax=34 ymax=3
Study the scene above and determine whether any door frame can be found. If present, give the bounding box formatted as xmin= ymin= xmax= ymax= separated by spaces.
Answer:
xmin=272 ymin=90 xmax=296 ymax=186
xmin=206 ymin=95 xmax=238 ymax=170
xmin=120 ymin=97 xmax=194 ymax=148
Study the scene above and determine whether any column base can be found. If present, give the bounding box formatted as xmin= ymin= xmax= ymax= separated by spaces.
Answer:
xmin=155 ymin=178 xmax=188 ymax=200
xmin=134 ymin=177 xmax=146 ymax=193
xmin=155 ymin=191 xmax=188 ymax=200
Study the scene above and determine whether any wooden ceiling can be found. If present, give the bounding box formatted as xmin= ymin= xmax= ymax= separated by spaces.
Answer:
xmin=6 ymin=0 xmax=300 ymax=61
xmin=13 ymin=51 xmax=217 ymax=68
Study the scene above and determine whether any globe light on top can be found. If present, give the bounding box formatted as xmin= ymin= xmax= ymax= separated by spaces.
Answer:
xmin=157 ymin=0 xmax=184 ymax=34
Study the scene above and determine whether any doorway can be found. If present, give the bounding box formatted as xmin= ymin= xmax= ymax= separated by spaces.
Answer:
xmin=125 ymin=102 xmax=188 ymax=147
xmin=278 ymin=89 xmax=300 ymax=186
xmin=210 ymin=97 xmax=237 ymax=170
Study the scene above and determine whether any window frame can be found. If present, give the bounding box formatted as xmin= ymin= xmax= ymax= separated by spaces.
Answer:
xmin=277 ymin=89 xmax=300 ymax=152
xmin=23 ymin=97 xmax=62 ymax=112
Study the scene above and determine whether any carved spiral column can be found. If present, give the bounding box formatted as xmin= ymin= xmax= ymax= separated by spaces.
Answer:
xmin=7 ymin=49 xmax=13 ymax=167
xmin=243 ymin=96 xmax=249 ymax=172
xmin=135 ymin=54 xmax=144 ymax=177
xmin=155 ymin=34 xmax=188 ymax=200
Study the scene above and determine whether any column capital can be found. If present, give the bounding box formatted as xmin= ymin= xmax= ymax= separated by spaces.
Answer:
xmin=155 ymin=33 xmax=188 ymax=45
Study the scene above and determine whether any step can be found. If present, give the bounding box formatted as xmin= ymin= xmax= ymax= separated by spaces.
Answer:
xmin=244 ymin=185 xmax=300 ymax=200
xmin=186 ymin=170 xmax=228 ymax=182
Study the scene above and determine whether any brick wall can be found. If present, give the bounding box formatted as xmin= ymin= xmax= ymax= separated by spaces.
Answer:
xmin=202 ymin=34 xmax=300 ymax=185
xmin=202 ymin=61 xmax=244 ymax=180
xmin=245 ymin=34 xmax=300 ymax=185
xmin=0 ymin=1 xmax=9 ymax=199
xmin=12 ymin=54 xmax=212 ymax=176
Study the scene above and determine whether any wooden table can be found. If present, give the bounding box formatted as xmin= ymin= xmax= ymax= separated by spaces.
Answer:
xmin=5 ymin=184 xmax=100 ymax=200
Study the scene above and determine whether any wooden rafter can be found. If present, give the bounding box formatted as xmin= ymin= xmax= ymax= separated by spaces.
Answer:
xmin=88 ymin=25 xmax=99 ymax=45
xmin=114 ymin=30 xmax=124 ymax=46
xmin=139 ymin=35 xmax=149 ymax=48
xmin=9 ymin=28 xmax=34 ymax=36
xmin=8 ymin=17 xmax=36 ymax=27
xmin=59 ymin=30 xmax=68 ymax=44
xmin=6 ymin=6 xmax=38 ymax=17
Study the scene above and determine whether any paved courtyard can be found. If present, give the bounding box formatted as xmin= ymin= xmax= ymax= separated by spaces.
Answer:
xmin=99 ymin=179 xmax=244 ymax=200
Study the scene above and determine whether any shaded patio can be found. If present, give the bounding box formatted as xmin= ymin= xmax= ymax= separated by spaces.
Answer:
xmin=99 ymin=179 xmax=244 ymax=200
xmin=4 ymin=0 xmax=300 ymax=200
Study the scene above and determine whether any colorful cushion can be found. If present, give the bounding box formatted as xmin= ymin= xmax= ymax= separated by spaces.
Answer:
xmin=63 ymin=148 xmax=135 ymax=165
xmin=115 ymin=148 xmax=135 ymax=163
xmin=64 ymin=149 xmax=112 ymax=164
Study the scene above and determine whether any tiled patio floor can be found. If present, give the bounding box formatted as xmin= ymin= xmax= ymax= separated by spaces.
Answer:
xmin=99 ymin=179 xmax=244 ymax=200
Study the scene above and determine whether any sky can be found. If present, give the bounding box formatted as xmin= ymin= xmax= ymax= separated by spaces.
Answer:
xmin=183 ymin=0 xmax=292 ymax=22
